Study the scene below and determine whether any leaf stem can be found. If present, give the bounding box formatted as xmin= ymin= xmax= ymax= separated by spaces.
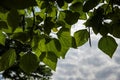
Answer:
xmin=88 ymin=27 xmax=92 ymax=47
xmin=30 ymin=7 xmax=35 ymax=43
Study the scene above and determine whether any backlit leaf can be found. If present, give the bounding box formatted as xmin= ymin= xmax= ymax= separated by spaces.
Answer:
xmin=46 ymin=38 xmax=61 ymax=57
xmin=74 ymin=29 xmax=89 ymax=47
xmin=57 ymin=28 xmax=72 ymax=58
xmin=42 ymin=52 xmax=58 ymax=71
xmin=98 ymin=36 xmax=118 ymax=58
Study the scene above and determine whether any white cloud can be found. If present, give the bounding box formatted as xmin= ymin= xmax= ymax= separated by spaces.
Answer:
xmin=52 ymin=33 xmax=120 ymax=80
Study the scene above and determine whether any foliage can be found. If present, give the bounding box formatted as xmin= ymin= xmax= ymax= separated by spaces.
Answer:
xmin=2 ymin=64 xmax=52 ymax=80
xmin=0 ymin=0 xmax=120 ymax=74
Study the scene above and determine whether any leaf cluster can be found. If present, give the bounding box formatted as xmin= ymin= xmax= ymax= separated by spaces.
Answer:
xmin=0 ymin=0 xmax=120 ymax=75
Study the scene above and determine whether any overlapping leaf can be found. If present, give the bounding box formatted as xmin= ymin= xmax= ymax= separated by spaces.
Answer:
xmin=0 ymin=49 xmax=16 ymax=71
xmin=7 ymin=9 xmax=20 ymax=32
xmin=1 ymin=0 xmax=37 ymax=9
xmin=19 ymin=53 xmax=39 ymax=74
xmin=57 ymin=28 xmax=73 ymax=58
xmin=46 ymin=38 xmax=61 ymax=57
xmin=83 ymin=0 xmax=100 ymax=12
xmin=64 ymin=10 xmax=80 ymax=25
xmin=42 ymin=52 xmax=58 ymax=71
xmin=74 ymin=29 xmax=89 ymax=47
xmin=0 ymin=31 xmax=6 ymax=45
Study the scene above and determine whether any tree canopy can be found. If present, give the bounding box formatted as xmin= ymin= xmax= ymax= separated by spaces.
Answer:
xmin=0 ymin=0 xmax=120 ymax=74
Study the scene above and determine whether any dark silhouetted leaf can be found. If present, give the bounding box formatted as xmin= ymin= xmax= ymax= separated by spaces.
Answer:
xmin=0 ymin=49 xmax=16 ymax=71
xmin=12 ymin=32 xmax=30 ymax=42
xmin=19 ymin=53 xmax=39 ymax=74
xmin=7 ymin=9 xmax=20 ymax=32
xmin=1 ymin=0 xmax=37 ymax=9
xmin=64 ymin=10 xmax=80 ymax=25
xmin=72 ymin=37 xmax=77 ymax=48
xmin=70 ymin=2 xmax=82 ymax=12
xmin=0 ymin=21 xmax=8 ymax=29
xmin=56 ymin=0 xmax=64 ymax=8
xmin=83 ymin=0 xmax=100 ymax=12
xmin=64 ymin=0 xmax=73 ymax=3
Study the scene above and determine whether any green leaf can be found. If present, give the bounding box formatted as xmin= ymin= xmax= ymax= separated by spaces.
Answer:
xmin=74 ymin=29 xmax=89 ymax=47
xmin=0 ymin=49 xmax=16 ymax=71
xmin=1 ymin=0 xmax=37 ymax=9
xmin=0 ymin=21 xmax=8 ymax=29
xmin=36 ymin=15 xmax=43 ymax=23
xmin=47 ymin=6 xmax=57 ymax=19
xmin=7 ymin=9 xmax=20 ymax=32
xmin=42 ymin=52 xmax=58 ymax=71
xmin=26 ymin=18 xmax=33 ymax=28
xmin=72 ymin=37 xmax=77 ymax=48
xmin=110 ymin=22 xmax=120 ymax=38
xmin=69 ymin=2 xmax=87 ymax=20
xmin=44 ymin=17 xmax=55 ymax=35
xmin=19 ymin=53 xmax=39 ymax=74
xmin=57 ymin=28 xmax=72 ymax=58
xmin=69 ymin=2 xmax=82 ymax=12
xmin=56 ymin=0 xmax=64 ymax=8
xmin=31 ymin=35 xmax=42 ymax=57
xmin=12 ymin=32 xmax=30 ymax=42
xmin=61 ymin=2 xmax=68 ymax=10
xmin=53 ymin=39 xmax=61 ymax=51
xmin=38 ymin=38 xmax=47 ymax=52
xmin=64 ymin=0 xmax=73 ymax=3
xmin=64 ymin=10 xmax=80 ymax=25
xmin=0 ymin=12 xmax=8 ymax=20
xmin=98 ymin=36 xmax=118 ymax=58
xmin=46 ymin=38 xmax=61 ymax=57
xmin=0 ymin=31 xmax=6 ymax=45
xmin=84 ymin=8 xmax=104 ymax=34
xmin=83 ymin=0 xmax=100 ymax=12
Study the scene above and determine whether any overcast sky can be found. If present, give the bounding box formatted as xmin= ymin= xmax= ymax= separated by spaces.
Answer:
xmin=52 ymin=21 xmax=120 ymax=80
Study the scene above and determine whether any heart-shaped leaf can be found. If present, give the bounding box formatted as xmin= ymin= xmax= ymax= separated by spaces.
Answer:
xmin=64 ymin=10 xmax=80 ymax=25
xmin=74 ymin=29 xmax=89 ymax=47
xmin=98 ymin=36 xmax=118 ymax=58
xmin=83 ymin=0 xmax=100 ymax=12
xmin=19 ymin=53 xmax=39 ymax=74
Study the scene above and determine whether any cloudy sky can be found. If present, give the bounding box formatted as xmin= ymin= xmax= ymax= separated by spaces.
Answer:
xmin=52 ymin=21 xmax=120 ymax=80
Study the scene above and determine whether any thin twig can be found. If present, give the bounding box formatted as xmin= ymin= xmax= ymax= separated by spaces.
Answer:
xmin=88 ymin=27 xmax=92 ymax=47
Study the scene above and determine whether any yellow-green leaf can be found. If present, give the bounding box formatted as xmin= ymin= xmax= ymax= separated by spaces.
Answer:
xmin=42 ymin=52 xmax=58 ymax=71
xmin=74 ymin=29 xmax=89 ymax=47
xmin=0 ymin=31 xmax=6 ymax=45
